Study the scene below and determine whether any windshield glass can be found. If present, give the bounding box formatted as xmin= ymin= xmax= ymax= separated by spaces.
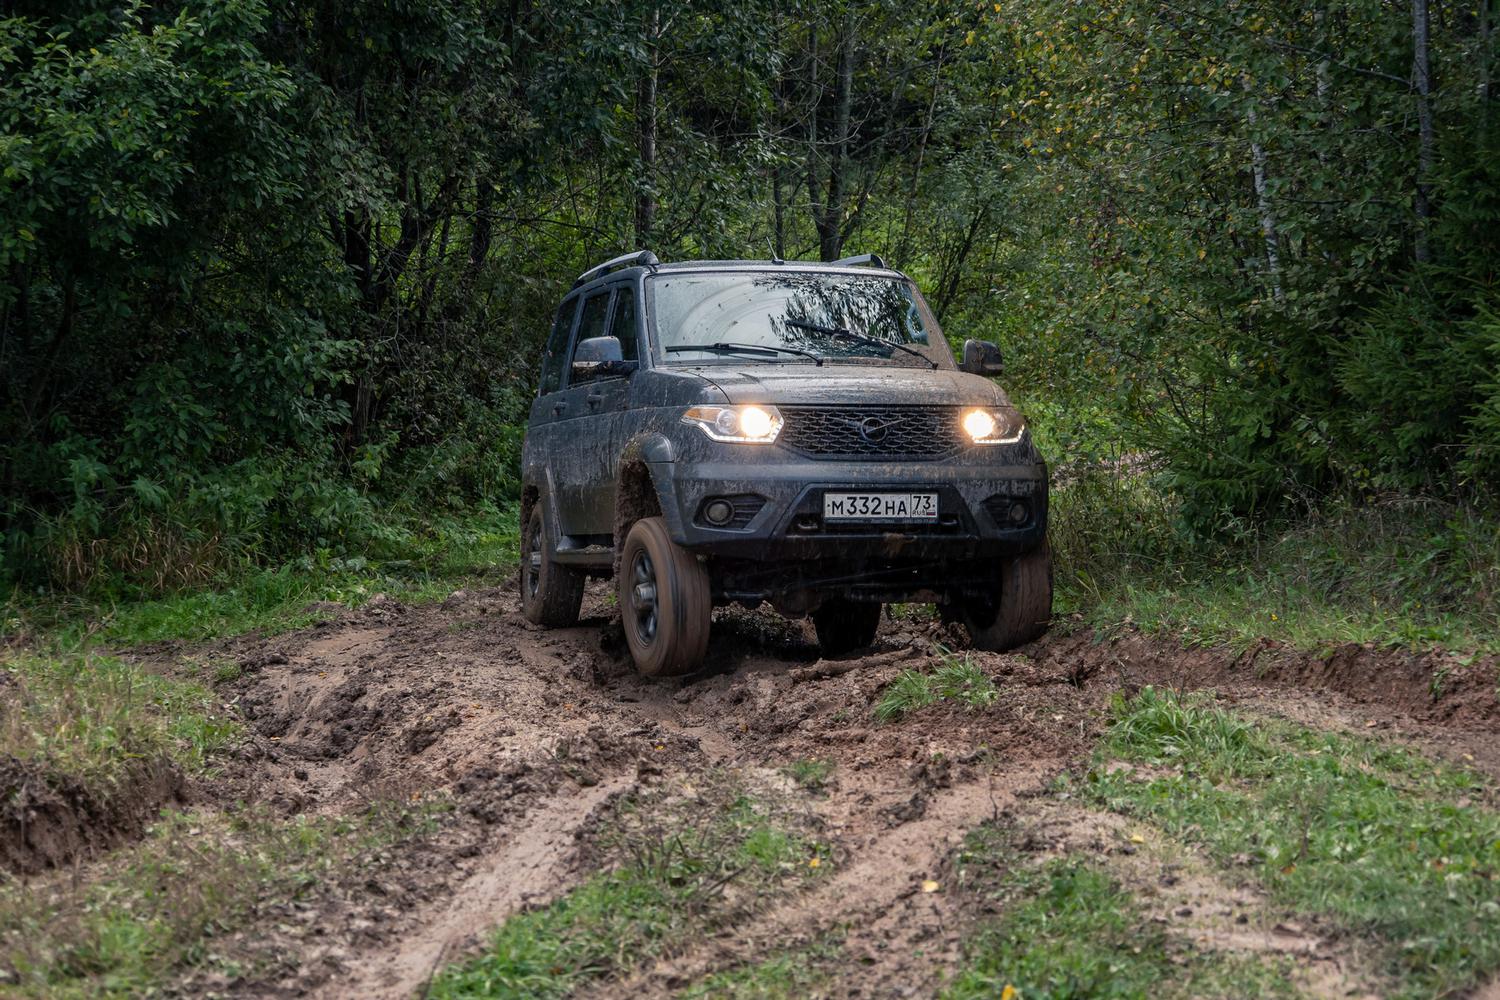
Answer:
xmin=649 ymin=271 xmax=951 ymax=367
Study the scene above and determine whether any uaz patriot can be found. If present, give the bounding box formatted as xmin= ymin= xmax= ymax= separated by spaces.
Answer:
xmin=520 ymin=252 xmax=1051 ymax=676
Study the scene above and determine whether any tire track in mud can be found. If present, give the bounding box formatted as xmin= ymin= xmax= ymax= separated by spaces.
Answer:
xmin=206 ymin=583 xmax=1088 ymax=997
xmin=149 ymin=582 xmax=1500 ymax=997
xmin=318 ymin=773 xmax=637 ymax=1000
xmin=587 ymin=765 xmax=1057 ymax=1000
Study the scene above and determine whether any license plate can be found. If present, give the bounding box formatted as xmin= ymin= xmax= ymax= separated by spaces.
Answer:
xmin=823 ymin=492 xmax=938 ymax=521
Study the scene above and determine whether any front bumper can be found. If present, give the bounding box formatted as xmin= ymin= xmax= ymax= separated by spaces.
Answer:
xmin=649 ymin=456 xmax=1048 ymax=565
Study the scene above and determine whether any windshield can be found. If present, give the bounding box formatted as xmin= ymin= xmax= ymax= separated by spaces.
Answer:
xmin=649 ymin=271 xmax=952 ymax=367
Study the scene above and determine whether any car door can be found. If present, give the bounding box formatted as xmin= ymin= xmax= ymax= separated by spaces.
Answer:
xmin=587 ymin=282 xmax=641 ymax=526
xmin=528 ymin=295 xmax=580 ymax=536
xmin=553 ymin=288 xmax=614 ymax=536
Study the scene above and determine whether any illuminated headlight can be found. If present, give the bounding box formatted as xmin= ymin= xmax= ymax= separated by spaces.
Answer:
xmin=962 ymin=406 xmax=1025 ymax=444
xmin=682 ymin=404 xmax=785 ymax=443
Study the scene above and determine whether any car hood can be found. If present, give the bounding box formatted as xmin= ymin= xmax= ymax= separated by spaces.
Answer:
xmin=690 ymin=364 xmax=1012 ymax=408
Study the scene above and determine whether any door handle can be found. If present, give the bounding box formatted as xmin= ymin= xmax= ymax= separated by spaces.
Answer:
xmin=586 ymin=391 xmax=605 ymax=407
xmin=551 ymin=401 xmax=567 ymax=416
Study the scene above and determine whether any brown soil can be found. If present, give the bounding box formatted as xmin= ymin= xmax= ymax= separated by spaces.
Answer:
xmin=0 ymin=754 xmax=187 ymax=874
xmin=1029 ymin=629 xmax=1500 ymax=776
xmin=24 ymin=583 xmax=1500 ymax=996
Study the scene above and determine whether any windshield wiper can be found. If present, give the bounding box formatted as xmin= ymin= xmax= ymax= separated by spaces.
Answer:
xmin=665 ymin=341 xmax=823 ymax=365
xmin=783 ymin=319 xmax=937 ymax=369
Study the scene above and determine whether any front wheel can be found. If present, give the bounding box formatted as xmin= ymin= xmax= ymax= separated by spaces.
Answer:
xmin=813 ymin=599 xmax=882 ymax=656
xmin=962 ymin=542 xmax=1053 ymax=651
xmin=519 ymin=502 xmax=585 ymax=626
xmin=619 ymin=517 xmax=712 ymax=677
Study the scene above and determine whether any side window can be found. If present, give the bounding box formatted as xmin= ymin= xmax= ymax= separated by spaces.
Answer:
xmin=539 ymin=299 xmax=577 ymax=396
xmin=564 ymin=291 xmax=612 ymax=386
xmin=608 ymin=286 xmax=638 ymax=361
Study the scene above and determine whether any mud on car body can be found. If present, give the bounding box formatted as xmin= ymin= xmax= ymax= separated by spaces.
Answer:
xmin=520 ymin=251 xmax=1052 ymax=676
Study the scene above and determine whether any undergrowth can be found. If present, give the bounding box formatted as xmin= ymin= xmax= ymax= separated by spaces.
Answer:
xmin=2 ymin=504 xmax=520 ymax=649
xmin=1050 ymin=467 xmax=1500 ymax=654
xmin=1 ymin=652 xmax=239 ymax=788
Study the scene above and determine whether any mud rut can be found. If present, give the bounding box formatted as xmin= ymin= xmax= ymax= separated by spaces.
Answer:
xmin=150 ymin=581 xmax=1499 ymax=998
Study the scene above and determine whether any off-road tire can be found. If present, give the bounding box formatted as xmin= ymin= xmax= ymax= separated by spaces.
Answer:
xmin=619 ymin=516 xmax=712 ymax=677
xmin=963 ymin=541 xmax=1053 ymax=651
xmin=813 ymin=599 xmax=882 ymax=656
xmin=519 ymin=503 xmax=585 ymax=627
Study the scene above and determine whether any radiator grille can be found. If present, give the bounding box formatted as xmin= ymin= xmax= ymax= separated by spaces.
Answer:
xmin=777 ymin=406 xmax=963 ymax=460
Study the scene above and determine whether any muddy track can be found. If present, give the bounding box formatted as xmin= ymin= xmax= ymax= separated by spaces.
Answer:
xmin=109 ymin=583 xmax=1500 ymax=997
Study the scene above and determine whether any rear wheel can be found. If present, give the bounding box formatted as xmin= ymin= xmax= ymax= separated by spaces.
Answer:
xmin=813 ymin=599 xmax=882 ymax=656
xmin=619 ymin=516 xmax=712 ymax=677
xmin=963 ymin=542 xmax=1053 ymax=651
xmin=519 ymin=502 xmax=585 ymax=626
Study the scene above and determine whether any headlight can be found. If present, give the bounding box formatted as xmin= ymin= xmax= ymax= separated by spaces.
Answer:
xmin=962 ymin=406 xmax=1025 ymax=444
xmin=682 ymin=404 xmax=785 ymax=443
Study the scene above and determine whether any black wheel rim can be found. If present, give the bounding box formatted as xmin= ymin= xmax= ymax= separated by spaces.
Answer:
xmin=524 ymin=521 xmax=542 ymax=600
xmin=628 ymin=549 xmax=658 ymax=647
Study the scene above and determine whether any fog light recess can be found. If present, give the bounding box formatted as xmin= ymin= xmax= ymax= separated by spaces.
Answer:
xmin=703 ymin=499 xmax=735 ymax=526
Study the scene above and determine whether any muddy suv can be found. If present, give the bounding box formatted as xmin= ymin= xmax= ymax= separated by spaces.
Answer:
xmin=520 ymin=252 xmax=1051 ymax=676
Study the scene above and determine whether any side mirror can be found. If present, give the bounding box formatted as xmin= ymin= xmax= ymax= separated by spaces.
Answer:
xmin=571 ymin=336 xmax=637 ymax=381
xmin=959 ymin=339 xmax=1004 ymax=376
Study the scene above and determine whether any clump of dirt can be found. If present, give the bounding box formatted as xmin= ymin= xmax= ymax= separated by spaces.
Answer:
xmin=0 ymin=754 xmax=187 ymax=874
xmin=1027 ymin=629 xmax=1500 ymax=728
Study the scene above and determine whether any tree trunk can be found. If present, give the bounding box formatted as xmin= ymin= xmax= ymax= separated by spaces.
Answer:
xmin=1480 ymin=0 xmax=1494 ymax=141
xmin=896 ymin=44 xmax=946 ymax=268
xmin=1245 ymin=79 xmax=1285 ymax=302
xmin=466 ymin=181 xmax=494 ymax=287
xmin=635 ymin=5 xmax=660 ymax=248
xmin=772 ymin=166 xmax=786 ymax=259
xmin=1412 ymin=0 xmax=1435 ymax=263
xmin=23 ymin=270 xmax=75 ymax=423
xmin=817 ymin=18 xmax=855 ymax=261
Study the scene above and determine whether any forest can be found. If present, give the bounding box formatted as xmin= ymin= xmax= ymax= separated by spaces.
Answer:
xmin=6 ymin=4 xmax=1500 ymax=998
xmin=4 ymin=0 xmax=1497 ymax=602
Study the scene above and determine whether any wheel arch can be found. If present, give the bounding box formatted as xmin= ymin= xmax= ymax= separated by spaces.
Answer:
xmin=614 ymin=458 xmax=664 ymax=577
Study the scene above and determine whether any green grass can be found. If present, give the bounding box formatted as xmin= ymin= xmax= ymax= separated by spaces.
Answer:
xmin=782 ymin=758 xmax=834 ymax=792
xmin=1 ymin=651 xmax=240 ymax=787
xmin=430 ymin=782 xmax=829 ymax=999
xmin=1050 ymin=469 xmax=1500 ymax=654
xmin=2 ymin=506 xmax=520 ymax=650
xmin=874 ymin=650 xmax=998 ymax=722
xmin=1085 ymin=687 xmax=1500 ymax=997
xmin=677 ymin=940 xmax=841 ymax=999
xmin=944 ymin=834 xmax=1298 ymax=999
xmin=0 ymin=799 xmax=444 ymax=997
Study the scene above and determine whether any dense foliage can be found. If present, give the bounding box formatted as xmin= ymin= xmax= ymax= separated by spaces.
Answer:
xmin=2 ymin=0 xmax=1496 ymax=590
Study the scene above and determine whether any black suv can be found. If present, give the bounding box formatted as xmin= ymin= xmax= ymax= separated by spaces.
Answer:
xmin=520 ymin=252 xmax=1051 ymax=676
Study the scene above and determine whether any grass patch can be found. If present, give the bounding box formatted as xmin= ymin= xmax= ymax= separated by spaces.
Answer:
xmin=0 ymin=798 xmax=443 ymax=997
xmin=782 ymin=758 xmax=834 ymax=792
xmin=1 ymin=651 xmax=240 ymax=787
xmin=2 ymin=506 xmax=520 ymax=650
xmin=945 ymin=830 xmax=1297 ymax=999
xmin=874 ymin=650 xmax=997 ymax=722
xmin=1086 ymin=687 xmax=1500 ymax=997
xmin=1051 ymin=468 xmax=1500 ymax=654
xmin=678 ymin=940 xmax=841 ymax=999
xmin=430 ymin=777 xmax=829 ymax=999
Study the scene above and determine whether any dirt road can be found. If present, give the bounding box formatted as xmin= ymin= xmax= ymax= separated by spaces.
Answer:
xmin=104 ymin=582 xmax=1500 ymax=997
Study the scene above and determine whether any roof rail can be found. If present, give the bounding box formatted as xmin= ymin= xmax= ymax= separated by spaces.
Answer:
xmin=831 ymin=253 xmax=888 ymax=269
xmin=574 ymin=250 xmax=659 ymax=288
